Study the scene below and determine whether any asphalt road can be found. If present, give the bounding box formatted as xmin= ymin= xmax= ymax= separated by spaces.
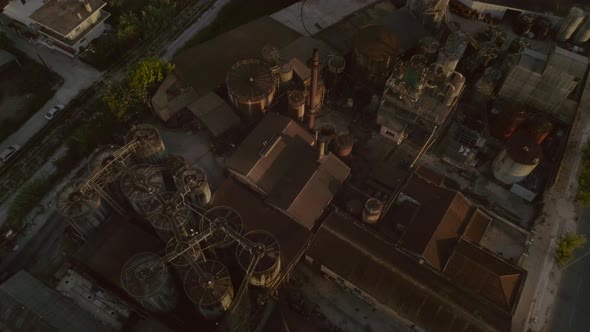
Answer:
xmin=551 ymin=208 xmax=590 ymax=332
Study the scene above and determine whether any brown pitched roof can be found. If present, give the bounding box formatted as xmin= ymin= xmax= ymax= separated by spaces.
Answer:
xmin=443 ymin=239 xmax=526 ymax=312
xmin=398 ymin=174 xmax=473 ymax=270
xmin=225 ymin=113 xmax=315 ymax=193
xmin=29 ymin=0 xmax=105 ymax=36
xmin=306 ymin=211 xmax=514 ymax=332
xmin=266 ymin=153 xmax=350 ymax=229
xmin=463 ymin=209 xmax=492 ymax=244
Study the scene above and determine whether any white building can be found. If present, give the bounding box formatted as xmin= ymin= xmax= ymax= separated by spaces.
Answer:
xmin=1 ymin=0 xmax=110 ymax=57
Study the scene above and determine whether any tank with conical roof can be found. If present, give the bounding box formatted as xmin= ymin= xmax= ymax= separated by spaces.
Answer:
xmin=56 ymin=179 xmax=109 ymax=237
xmin=184 ymin=259 xmax=234 ymax=320
xmin=236 ymin=230 xmax=281 ymax=287
xmin=146 ymin=191 xmax=192 ymax=241
xmin=120 ymin=164 xmax=164 ymax=216
xmin=352 ymin=25 xmax=400 ymax=87
xmin=126 ymin=124 xmax=168 ymax=164
xmin=492 ymin=133 xmax=542 ymax=184
xmin=175 ymin=166 xmax=211 ymax=208
xmin=226 ymin=59 xmax=276 ymax=122
xmin=121 ymin=252 xmax=177 ymax=312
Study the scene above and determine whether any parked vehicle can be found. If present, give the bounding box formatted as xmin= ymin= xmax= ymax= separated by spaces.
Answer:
xmin=0 ymin=144 xmax=20 ymax=162
xmin=45 ymin=104 xmax=65 ymax=120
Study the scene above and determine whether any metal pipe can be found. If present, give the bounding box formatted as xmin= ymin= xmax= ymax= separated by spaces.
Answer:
xmin=309 ymin=48 xmax=320 ymax=130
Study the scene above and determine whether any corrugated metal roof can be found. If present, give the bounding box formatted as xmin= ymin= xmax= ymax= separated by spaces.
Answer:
xmin=443 ymin=239 xmax=526 ymax=312
xmin=0 ymin=271 xmax=113 ymax=332
xmin=547 ymin=46 xmax=589 ymax=80
xmin=307 ymin=211 xmax=513 ymax=331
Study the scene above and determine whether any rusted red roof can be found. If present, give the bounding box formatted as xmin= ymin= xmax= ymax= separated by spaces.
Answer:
xmin=443 ymin=238 xmax=526 ymax=312
xmin=463 ymin=209 xmax=492 ymax=244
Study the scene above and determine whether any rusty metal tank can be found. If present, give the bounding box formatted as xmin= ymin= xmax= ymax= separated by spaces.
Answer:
xmin=175 ymin=166 xmax=211 ymax=208
xmin=120 ymin=164 xmax=164 ymax=216
xmin=491 ymin=104 xmax=528 ymax=140
xmin=326 ymin=55 xmax=346 ymax=90
xmin=523 ymin=115 xmax=553 ymax=144
xmin=334 ymin=134 xmax=353 ymax=158
xmin=492 ymin=133 xmax=542 ymax=184
xmin=288 ymin=90 xmax=305 ymax=122
xmin=226 ymin=59 xmax=276 ymax=122
xmin=236 ymin=230 xmax=281 ymax=288
xmin=184 ymin=260 xmax=234 ymax=320
xmin=353 ymin=25 xmax=400 ymax=87
xmin=362 ymin=198 xmax=383 ymax=224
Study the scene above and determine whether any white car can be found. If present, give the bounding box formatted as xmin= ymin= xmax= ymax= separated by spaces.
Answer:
xmin=45 ymin=104 xmax=65 ymax=120
xmin=0 ymin=144 xmax=20 ymax=162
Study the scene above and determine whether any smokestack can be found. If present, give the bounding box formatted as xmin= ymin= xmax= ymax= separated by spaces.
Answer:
xmin=308 ymin=48 xmax=320 ymax=130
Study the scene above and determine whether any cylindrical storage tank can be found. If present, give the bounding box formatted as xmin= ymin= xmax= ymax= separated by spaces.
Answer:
xmin=573 ymin=16 xmax=590 ymax=45
xmin=56 ymin=179 xmax=110 ymax=237
xmin=437 ymin=32 xmax=468 ymax=72
xmin=126 ymin=124 xmax=168 ymax=164
xmin=226 ymin=59 xmax=276 ymax=122
xmin=327 ymin=55 xmax=346 ymax=90
xmin=87 ymin=144 xmax=127 ymax=204
xmin=279 ymin=62 xmax=293 ymax=83
xmin=492 ymin=135 xmax=542 ymax=184
xmin=121 ymin=252 xmax=178 ymax=313
xmin=491 ymin=105 xmax=528 ymax=140
xmin=288 ymin=90 xmax=305 ymax=122
xmin=236 ymin=231 xmax=281 ymax=288
xmin=184 ymin=260 xmax=234 ymax=320
xmin=558 ymin=7 xmax=585 ymax=42
xmin=165 ymin=238 xmax=202 ymax=273
xmin=199 ymin=207 xmax=244 ymax=248
xmin=120 ymin=164 xmax=164 ymax=216
xmin=523 ymin=115 xmax=554 ymax=144
xmin=146 ymin=192 xmax=191 ymax=241
xmin=362 ymin=198 xmax=383 ymax=224
xmin=418 ymin=36 xmax=440 ymax=62
xmin=175 ymin=167 xmax=211 ymax=208
xmin=334 ymin=134 xmax=353 ymax=158
xmin=352 ymin=25 xmax=400 ymax=87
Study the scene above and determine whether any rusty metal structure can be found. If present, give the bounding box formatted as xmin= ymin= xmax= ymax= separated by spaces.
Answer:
xmin=334 ymin=134 xmax=353 ymax=158
xmin=226 ymin=59 xmax=276 ymax=122
xmin=308 ymin=48 xmax=321 ymax=130
xmin=490 ymin=104 xmax=528 ymax=140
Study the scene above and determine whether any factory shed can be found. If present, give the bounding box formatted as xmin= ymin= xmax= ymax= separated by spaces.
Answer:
xmin=443 ymin=238 xmax=526 ymax=312
xmin=225 ymin=112 xmax=315 ymax=194
xmin=306 ymin=210 xmax=513 ymax=332
xmin=0 ymin=270 xmax=114 ymax=332
xmin=173 ymin=16 xmax=300 ymax=91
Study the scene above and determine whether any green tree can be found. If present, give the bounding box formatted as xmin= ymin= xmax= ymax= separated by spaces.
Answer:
xmin=127 ymin=56 xmax=174 ymax=102
xmin=555 ymin=233 xmax=587 ymax=266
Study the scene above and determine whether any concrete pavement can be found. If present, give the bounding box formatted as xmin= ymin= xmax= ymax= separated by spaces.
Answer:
xmin=0 ymin=29 xmax=103 ymax=153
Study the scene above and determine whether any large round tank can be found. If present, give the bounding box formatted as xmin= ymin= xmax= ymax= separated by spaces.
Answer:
xmin=288 ymin=90 xmax=305 ymax=122
xmin=56 ymin=179 xmax=109 ymax=237
xmin=146 ymin=192 xmax=191 ymax=240
xmin=558 ymin=7 xmax=585 ymax=42
xmin=492 ymin=134 xmax=542 ymax=184
xmin=121 ymin=252 xmax=178 ymax=313
xmin=523 ymin=115 xmax=553 ymax=144
xmin=126 ymin=124 xmax=168 ymax=164
xmin=175 ymin=167 xmax=211 ymax=208
xmin=199 ymin=206 xmax=244 ymax=248
xmin=362 ymin=198 xmax=383 ymax=224
xmin=87 ymin=144 xmax=127 ymax=205
xmin=184 ymin=260 xmax=233 ymax=320
xmin=491 ymin=105 xmax=528 ymax=140
xmin=279 ymin=62 xmax=293 ymax=83
xmin=120 ymin=164 xmax=164 ymax=216
xmin=226 ymin=59 xmax=276 ymax=122
xmin=573 ymin=16 xmax=590 ymax=45
xmin=334 ymin=134 xmax=353 ymax=158
xmin=436 ymin=32 xmax=468 ymax=72
xmin=165 ymin=238 xmax=202 ymax=271
xmin=327 ymin=55 xmax=346 ymax=90
xmin=353 ymin=25 xmax=400 ymax=86
xmin=418 ymin=36 xmax=440 ymax=62
xmin=236 ymin=230 xmax=281 ymax=288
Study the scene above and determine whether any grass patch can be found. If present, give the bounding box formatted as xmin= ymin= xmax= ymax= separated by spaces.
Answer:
xmin=182 ymin=0 xmax=298 ymax=50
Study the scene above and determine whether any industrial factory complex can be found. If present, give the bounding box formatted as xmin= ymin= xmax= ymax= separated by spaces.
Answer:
xmin=2 ymin=0 xmax=590 ymax=331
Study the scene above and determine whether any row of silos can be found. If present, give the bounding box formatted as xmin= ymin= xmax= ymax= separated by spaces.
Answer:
xmin=558 ymin=7 xmax=590 ymax=44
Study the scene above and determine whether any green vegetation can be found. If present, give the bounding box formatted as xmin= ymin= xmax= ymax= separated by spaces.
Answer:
xmin=103 ymin=56 xmax=174 ymax=121
xmin=182 ymin=0 xmax=298 ymax=50
xmin=555 ymin=233 xmax=587 ymax=266
xmin=5 ymin=178 xmax=52 ymax=228
xmin=0 ymin=32 xmax=61 ymax=142
xmin=82 ymin=0 xmax=191 ymax=69
xmin=578 ymin=145 xmax=590 ymax=205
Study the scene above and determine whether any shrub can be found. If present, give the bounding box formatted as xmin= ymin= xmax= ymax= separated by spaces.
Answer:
xmin=555 ymin=233 xmax=587 ymax=266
